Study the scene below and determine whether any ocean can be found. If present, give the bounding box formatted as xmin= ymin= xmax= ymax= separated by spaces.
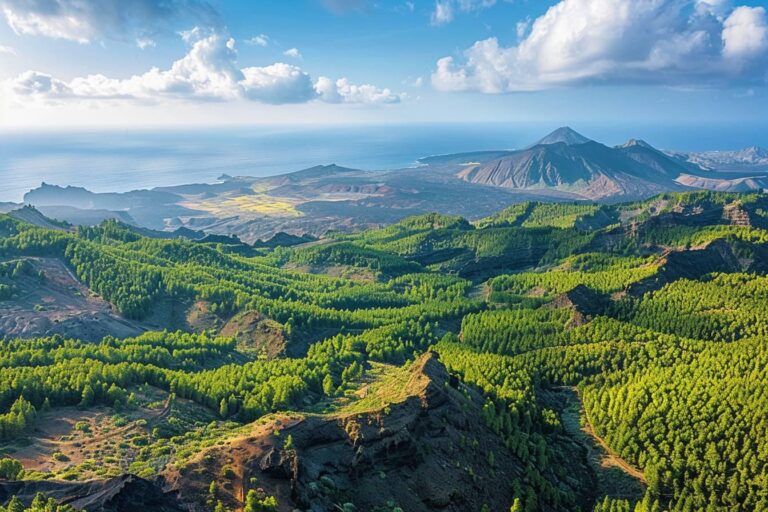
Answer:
xmin=1 ymin=122 xmax=766 ymax=203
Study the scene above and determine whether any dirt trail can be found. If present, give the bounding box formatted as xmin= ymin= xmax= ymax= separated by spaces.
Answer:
xmin=574 ymin=388 xmax=647 ymax=484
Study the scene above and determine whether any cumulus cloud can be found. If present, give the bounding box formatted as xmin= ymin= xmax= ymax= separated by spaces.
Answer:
xmin=10 ymin=30 xmax=240 ymax=101
xmin=432 ymin=0 xmax=768 ymax=92
xmin=283 ymin=47 xmax=302 ymax=59
xmin=0 ymin=0 xmax=219 ymax=43
xmin=11 ymin=71 xmax=71 ymax=97
xmin=241 ymin=63 xmax=316 ymax=104
xmin=246 ymin=34 xmax=270 ymax=47
xmin=515 ymin=18 xmax=530 ymax=41
xmin=722 ymin=6 xmax=768 ymax=60
xmin=315 ymin=77 xmax=401 ymax=104
xmin=5 ymin=29 xmax=401 ymax=106
xmin=696 ymin=0 xmax=732 ymax=18
xmin=0 ymin=44 xmax=15 ymax=54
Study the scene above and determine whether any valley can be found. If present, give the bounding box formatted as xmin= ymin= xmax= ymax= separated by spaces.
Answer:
xmin=4 ymin=0 xmax=768 ymax=509
xmin=0 ymin=191 xmax=767 ymax=510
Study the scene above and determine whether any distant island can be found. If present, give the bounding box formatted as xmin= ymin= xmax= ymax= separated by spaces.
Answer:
xmin=5 ymin=127 xmax=767 ymax=243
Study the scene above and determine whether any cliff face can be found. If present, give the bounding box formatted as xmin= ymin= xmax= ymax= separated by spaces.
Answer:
xmin=164 ymin=352 xmax=558 ymax=512
xmin=272 ymin=352 xmax=523 ymax=512
xmin=0 ymin=475 xmax=183 ymax=512
xmin=627 ymin=239 xmax=752 ymax=297
xmin=548 ymin=284 xmax=609 ymax=326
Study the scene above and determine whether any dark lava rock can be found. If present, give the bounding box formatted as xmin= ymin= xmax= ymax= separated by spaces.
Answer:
xmin=0 ymin=474 xmax=183 ymax=512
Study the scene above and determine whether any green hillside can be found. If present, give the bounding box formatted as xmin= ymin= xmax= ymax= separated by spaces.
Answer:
xmin=1 ymin=193 xmax=768 ymax=511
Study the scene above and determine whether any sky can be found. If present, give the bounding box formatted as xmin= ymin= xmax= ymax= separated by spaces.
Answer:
xmin=0 ymin=0 xmax=766 ymax=128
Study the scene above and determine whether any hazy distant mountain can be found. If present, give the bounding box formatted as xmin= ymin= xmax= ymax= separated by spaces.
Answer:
xmin=24 ymin=183 xmax=181 ymax=210
xmin=676 ymin=173 xmax=768 ymax=192
xmin=0 ymin=202 xmax=20 ymax=214
xmin=283 ymin=164 xmax=363 ymax=179
xmin=23 ymin=183 xmax=202 ymax=230
xmin=17 ymin=129 xmax=768 ymax=240
xmin=531 ymin=126 xmax=593 ymax=147
xmin=417 ymin=151 xmax=515 ymax=166
xmin=669 ymin=146 xmax=768 ymax=171
xmin=614 ymin=138 xmax=699 ymax=176
xmin=457 ymin=128 xmax=685 ymax=200
xmin=36 ymin=205 xmax=136 ymax=226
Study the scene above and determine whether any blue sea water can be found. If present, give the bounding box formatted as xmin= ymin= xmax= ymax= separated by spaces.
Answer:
xmin=1 ymin=122 xmax=766 ymax=203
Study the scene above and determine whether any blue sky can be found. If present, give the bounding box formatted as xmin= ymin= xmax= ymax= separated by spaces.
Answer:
xmin=0 ymin=0 xmax=766 ymax=127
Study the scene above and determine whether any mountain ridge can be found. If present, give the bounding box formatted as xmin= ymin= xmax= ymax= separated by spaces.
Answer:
xmin=15 ymin=128 xmax=768 ymax=240
xmin=458 ymin=134 xmax=686 ymax=200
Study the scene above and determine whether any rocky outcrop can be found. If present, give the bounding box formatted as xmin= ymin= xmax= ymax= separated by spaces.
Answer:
xmin=0 ymin=474 xmax=182 ymax=512
xmin=721 ymin=203 xmax=752 ymax=226
xmin=219 ymin=311 xmax=287 ymax=359
xmin=252 ymin=232 xmax=317 ymax=248
xmin=548 ymin=285 xmax=609 ymax=326
xmin=262 ymin=352 xmax=513 ymax=512
xmin=632 ymin=197 xmax=768 ymax=232
xmin=627 ymin=239 xmax=747 ymax=296
xmin=165 ymin=352 xmax=548 ymax=512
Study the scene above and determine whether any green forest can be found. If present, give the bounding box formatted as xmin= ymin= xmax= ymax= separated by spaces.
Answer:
xmin=2 ymin=192 xmax=768 ymax=511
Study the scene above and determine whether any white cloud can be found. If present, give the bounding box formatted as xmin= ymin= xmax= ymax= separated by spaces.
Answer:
xmin=722 ymin=6 xmax=768 ymax=60
xmin=315 ymin=77 xmax=401 ymax=104
xmin=515 ymin=18 xmax=530 ymax=41
xmin=0 ymin=44 xmax=15 ymax=54
xmin=431 ymin=0 xmax=496 ymax=25
xmin=246 ymin=34 xmax=270 ymax=47
xmin=241 ymin=63 xmax=315 ymax=104
xmin=136 ymin=38 xmax=156 ymax=49
xmin=10 ymin=71 xmax=71 ymax=97
xmin=431 ymin=1 xmax=454 ymax=25
xmin=5 ymin=29 xmax=401 ymax=106
xmin=283 ymin=47 xmax=302 ymax=59
xmin=432 ymin=0 xmax=768 ymax=92
xmin=696 ymin=0 xmax=732 ymax=18
xmin=0 ymin=0 xmax=219 ymax=43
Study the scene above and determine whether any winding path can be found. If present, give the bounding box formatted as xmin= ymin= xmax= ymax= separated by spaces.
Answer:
xmin=575 ymin=388 xmax=647 ymax=484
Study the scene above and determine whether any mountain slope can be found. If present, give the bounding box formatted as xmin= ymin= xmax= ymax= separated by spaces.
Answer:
xmin=675 ymin=173 xmax=768 ymax=192
xmin=458 ymin=137 xmax=686 ymax=200
xmin=615 ymin=139 xmax=699 ymax=176
xmin=0 ymin=475 xmax=183 ymax=512
xmin=670 ymin=146 xmax=768 ymax=171
xmin=532 ymin=126 xmax=593 ymax=147
xmin=164 ymin=352 xmax=596 ymax=511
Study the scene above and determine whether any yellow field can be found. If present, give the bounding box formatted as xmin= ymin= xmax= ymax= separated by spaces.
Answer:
xmin=181 ymin=192 xmax=302 ymax=218
xmin=224 ymin=195 xmax=301 ymax=215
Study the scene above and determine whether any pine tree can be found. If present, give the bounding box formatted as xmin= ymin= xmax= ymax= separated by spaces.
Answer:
xmin=322 ymin=374 xmax=335 ymax=396
xmin=80 ymin=385 xmax=95 ymax=407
